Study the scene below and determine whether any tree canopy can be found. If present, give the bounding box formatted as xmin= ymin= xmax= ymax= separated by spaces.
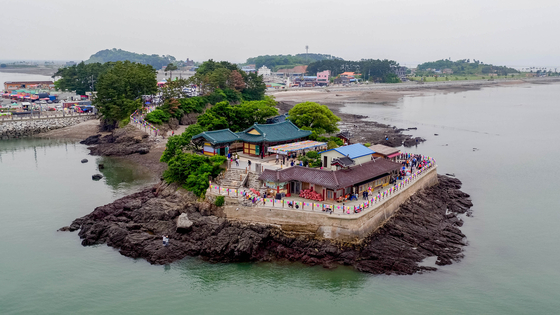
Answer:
xmin=288 ymin=102 xmax=341 ymax=135
xmin=306 ymin=59 xmax=400 ymax=82
xmin=94 ymin=61 xmax=157 ymax=125
xmin=196 ymin=96 xmax=278 ymax=132
xmin=85 ymin=48 xmax=176 ymax=69
xmin=162 ymin=152 xmax=226 ymax=197
xmin=53 ymin=61 xmax=114 ymax=95
xmin=244 ymin=53 xmax=342 ymax=71
xmin=416 ymin=59 xmax=519 ymax=76
xmin=187 ymin=60 xmax=266 ymax=102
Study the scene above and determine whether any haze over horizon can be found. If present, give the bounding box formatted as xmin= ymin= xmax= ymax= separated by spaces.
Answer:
xmin=1 ymin=0 xmax=559 ymax=68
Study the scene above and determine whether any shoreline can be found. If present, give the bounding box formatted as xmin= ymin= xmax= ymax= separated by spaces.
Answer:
xmin=0 ymin=67 xmax=57 ymax=77
xmin=61 ymin=175 xmax=472 ymax=274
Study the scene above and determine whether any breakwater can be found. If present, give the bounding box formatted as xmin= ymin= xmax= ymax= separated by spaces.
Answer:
xmin=0 ymin=115 xmax=96 ymax=139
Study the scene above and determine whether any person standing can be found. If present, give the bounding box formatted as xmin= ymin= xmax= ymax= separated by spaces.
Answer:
xmin=275 ymin=154 xmax=279 ymax=164
xmin=247 ymin=159 xmax=252 ymax=170
xmin=162 ymin=235 xmax=169 ymax=247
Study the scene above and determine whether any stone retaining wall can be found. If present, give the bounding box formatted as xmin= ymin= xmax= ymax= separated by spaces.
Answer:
xmin=0 ymin=115 xmax=95 ymax=140
xmin=222 ymin=166 xmax=438 ymax=242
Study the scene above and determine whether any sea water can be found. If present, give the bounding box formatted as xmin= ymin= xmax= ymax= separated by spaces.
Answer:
xmin=1 ymin=82 xmax=560 ymax=314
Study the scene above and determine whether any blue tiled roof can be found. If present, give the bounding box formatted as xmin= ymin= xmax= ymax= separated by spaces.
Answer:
xmin=321 ymin=143 xmax=375 ymax=159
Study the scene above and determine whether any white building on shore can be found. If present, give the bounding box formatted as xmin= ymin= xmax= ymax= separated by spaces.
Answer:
xmin=258 ymin=65 xmax=271 ymax=77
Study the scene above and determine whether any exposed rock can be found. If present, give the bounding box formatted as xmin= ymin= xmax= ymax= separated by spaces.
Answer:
xmin=81 ymin=159 xmax=88 ymax=163
xmin=62 ymin=176 xmax=473 ymax=275
xmin=176 ymin=213 xmax=193 ymax=232
xmin=83 ymin=125 xmax=154 ymax=156
xmin=92 ymin=174 xmax=103 ymax=181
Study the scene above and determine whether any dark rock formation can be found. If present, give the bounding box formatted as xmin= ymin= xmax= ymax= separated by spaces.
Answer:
xmin=81 ymin=125 xmax=154 ymax=156
xmin=92 ymin=174 xmax=103 ymax=181
xmin=60 ymin=176 xmax=472 ymax=275
xmin=81 ymin=159 xmax=88 ymax=163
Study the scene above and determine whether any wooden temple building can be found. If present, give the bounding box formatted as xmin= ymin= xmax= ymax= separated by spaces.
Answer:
xmin=259 ymin=158 xmax=401 ymax=200
xmin=192 ymin=121 xmax=312 ymax=157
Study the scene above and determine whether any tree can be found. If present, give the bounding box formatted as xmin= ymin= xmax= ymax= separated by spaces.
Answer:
xmin=165 ymin=63 xmax=178 ymax=79
xmin=162 ymin=153 xmax=226 ymax=197
xmin=53 ymin=61 xmax=113 ymax=95
xmin=94 ymin=61 xmax=157 ymax=125
xmin=229 ymin=70 xmax=245 ymax=91
xmin=160 ymin=124 xmax=207 ymax=163
xmin=160 ymin=78 xmax=191 ymax=101
xmin=288 ymin=102 xmax=341 ymax=135
xmin=241 ymin=72 xmax=266 ymax=101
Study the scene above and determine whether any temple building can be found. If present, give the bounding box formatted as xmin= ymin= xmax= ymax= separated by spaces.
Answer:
xmin=191 ymin=121 xmax=311 ymax=157
xmin=259 ymin=158 xmax=401 ymax=200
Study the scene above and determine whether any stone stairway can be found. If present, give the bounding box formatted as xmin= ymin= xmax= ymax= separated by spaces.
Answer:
xmin=215 ymin=169 xmax=247 ymax=188
xmin=246 ymin=172 xmax=262 ymax=189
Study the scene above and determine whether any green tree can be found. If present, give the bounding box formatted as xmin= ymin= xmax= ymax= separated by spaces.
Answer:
xmin=53 ymin=61 xmax=113 ymax=94
xmin=162 ymin=153 xmax=226 ymax=197
xmin=288 ymin=102 xmax=341 ymax=135
xmin=160 ymin=124 xmax=207 ymax=163
xmin=94 ymin=61 xmax=157 ymax=125
xmin=241 ymin=72 xmax=266 ymax=101
xmin=165 ymin=63 xmax=178 ymax=79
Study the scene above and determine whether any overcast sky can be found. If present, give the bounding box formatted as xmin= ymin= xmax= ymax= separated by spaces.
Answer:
xmin=2 ymin=0 xmax=559 ymax=67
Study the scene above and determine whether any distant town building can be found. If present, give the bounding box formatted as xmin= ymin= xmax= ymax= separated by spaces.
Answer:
xmin=316 ymin=70 xmax=330 ymax=86
xmin=66 ymin=61 xmax=76 ymax=66
xmin=258 ymin=65 xmax=271 ymax=77
xmin=276 ymin=65 xmax=308 ymax=75
xmin=442 ymin=68 xmax=453 ymax=74
xmin=4 ymin=81 xmax=54 ymax=91
xmin=393 ymin=67 xmax=408 ymax=79
xmin=241 ymin=65 xmax=257 ymax=73
xmin=185 ymin=58 xmax=195 ymax=66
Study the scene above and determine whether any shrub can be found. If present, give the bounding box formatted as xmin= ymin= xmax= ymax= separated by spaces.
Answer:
xmin=306 ymin=151 xmax=319 ymax=159
xmin=145 ymin=109 xmax=171 ymax=125
xmin=364 ymin=142 xmax=371 ymax=147
xmin=206 ymin=89 xmax=227 ymax=105
xmin=327 ymin=140 xmax=338 ymax=149
xmin=118 ymin=117 xmax=130 ymax=128
xmin=215 ymin=196 xmax=225 ymax=207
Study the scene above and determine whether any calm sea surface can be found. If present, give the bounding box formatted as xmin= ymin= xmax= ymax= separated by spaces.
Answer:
xmin=1 ymin=80 xmax=560 ymax=314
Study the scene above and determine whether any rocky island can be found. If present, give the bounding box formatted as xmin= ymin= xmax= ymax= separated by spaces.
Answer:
xmin=60 ymin=175 xmax=471 ymax=274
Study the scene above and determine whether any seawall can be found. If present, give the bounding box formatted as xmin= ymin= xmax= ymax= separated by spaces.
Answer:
xmin=0 ymin=115 xmax=96 ymax=140
xmin=222 ymin=166 xmax=439 ymax=242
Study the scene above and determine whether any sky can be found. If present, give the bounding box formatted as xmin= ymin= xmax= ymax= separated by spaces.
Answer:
xmin=1 ymin=0 xmax=559 ymax=68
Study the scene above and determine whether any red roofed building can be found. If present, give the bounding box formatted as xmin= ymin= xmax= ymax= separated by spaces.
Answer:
xmin=259 ymin=158 xmax=400 ymax=200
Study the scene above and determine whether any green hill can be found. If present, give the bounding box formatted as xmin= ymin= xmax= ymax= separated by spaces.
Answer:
xmin=244 ymin=53 xmax=342 ymax=71
xmin=417 ymin=59 xmax=518 ymax=76
xmin=85 ymin=49 xmax=176 ymax=70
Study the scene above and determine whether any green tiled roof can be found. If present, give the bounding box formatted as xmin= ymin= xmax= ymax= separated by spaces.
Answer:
xmin=191 ymin=121 xmax=311 ymax=145
xmin=236 ymin=121 xmax=311 ymax=143
xmin=191 ymin=129 xmax=239 ymax=145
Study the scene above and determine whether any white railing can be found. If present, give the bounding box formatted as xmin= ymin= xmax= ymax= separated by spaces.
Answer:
xmin=208 ymin=156 xmax=437 ymax=216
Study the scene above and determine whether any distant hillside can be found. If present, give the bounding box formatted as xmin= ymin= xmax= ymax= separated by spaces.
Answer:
xmin=85 ymin=49 xmax=176 ymax=69
xmin=417 ymin=59 xmax=518 ymax=76
xmin=244 ymin=53 xmax=342 ymax=71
